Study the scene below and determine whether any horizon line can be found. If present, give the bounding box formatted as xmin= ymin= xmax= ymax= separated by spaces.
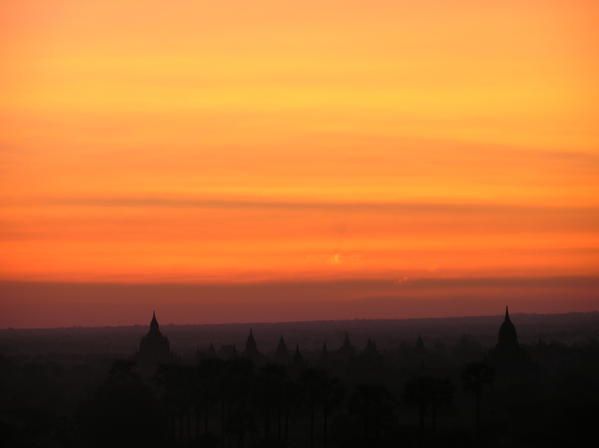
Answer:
xmin=3 ymin=309 xmax=598 ymax=332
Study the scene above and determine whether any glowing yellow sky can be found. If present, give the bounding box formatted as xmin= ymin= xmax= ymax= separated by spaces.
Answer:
xmin=1 ymin=0 xmax=599 ymax=287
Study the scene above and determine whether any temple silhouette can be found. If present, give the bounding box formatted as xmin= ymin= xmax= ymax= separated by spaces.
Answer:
xmin=137 ymin=311 xmax=172 ymax=369
xmin=128 ymin=306 xmax=535 ymax=446
xmin=7 ymin=306 xmax=596 ymax=448
xmin=138 ymin=307 xmax=524 ymax=368
xmin=244 ymin=328 xmax=261 ymax=361
xmin=496 ymin=306 xmax=519 ymax=354
xmin=490 ymin=305 xmax=528 ymax=367
xmin=274 ymin=336 xmax=289 ymax=363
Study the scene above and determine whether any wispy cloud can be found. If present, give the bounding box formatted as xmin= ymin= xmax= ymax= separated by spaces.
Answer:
xmin=39 ymin=195 xmax=599 ymax=215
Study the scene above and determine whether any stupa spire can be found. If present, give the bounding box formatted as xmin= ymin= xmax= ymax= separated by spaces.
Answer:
xmin=149 ymin=310 xmax=160 ymax=333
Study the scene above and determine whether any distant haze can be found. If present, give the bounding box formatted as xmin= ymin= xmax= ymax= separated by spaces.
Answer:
xmin=2 ymin=312 xmax=598 ymax=357
xmin=1 ymin=276 xmax=598 ymax=328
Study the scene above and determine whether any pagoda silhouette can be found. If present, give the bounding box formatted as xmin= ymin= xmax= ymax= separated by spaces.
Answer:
xmin=274 ymin=336 xmax=290 ymax=364
xmin=496 ymin=306 xmax=519 ymax=355
xmin=243 ymin=329 xmax=262 ymax=361
xmin=337 ymin=332 xmax=356 ymax=360
xmin=137 ymin=311 xmax=172 ymax=369
xmin=489 ymin=305 xmax=532 ymax=377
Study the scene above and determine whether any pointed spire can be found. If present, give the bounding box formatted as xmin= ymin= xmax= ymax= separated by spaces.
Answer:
xmin=245 ymin=328 xmax=258 ymax=357
xmin=497 ymin=305 xmax=519 ymax=354
xmin=339 ymin=332 xmax=355 ymax=357
xmin=149 ymin=310 xmax=160 ymax=333
xmin=249 ymin=329 xmax=257 ymax=344
xmin=275 ymin=336 xmax=289 ymax=361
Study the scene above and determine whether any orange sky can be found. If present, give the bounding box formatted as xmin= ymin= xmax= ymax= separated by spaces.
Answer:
xmin=1 ymin=1 xmax=598 ymax=326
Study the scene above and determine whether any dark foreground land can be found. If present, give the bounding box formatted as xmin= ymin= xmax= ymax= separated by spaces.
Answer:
xmin=1 ymin=311 xmax=599 ymax=447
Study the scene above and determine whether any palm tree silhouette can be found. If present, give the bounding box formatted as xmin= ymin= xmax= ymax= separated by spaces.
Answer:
xmin=404 ymin=375 xmax=454 ymax=446
xmin=461 ymin=361 xmax=494 ymax=440
xmin=349 ymin=384 xmax=394 ymax=445
xmin=257 ymin=363 xmax=288 ymax=443
xmin=321 ymin=375 xmax=344 ymax=448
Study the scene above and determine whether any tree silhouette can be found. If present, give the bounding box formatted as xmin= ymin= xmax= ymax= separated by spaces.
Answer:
xmin=321 ymin=375 xmax=344 ymax=448
xmin=300 ymin=368 xmax=324 ymax=448
xmin=79 ymin=360 xmax=163 ymax=448
xmin=461 ymin=361 xmax=494 ymax=440
xmin=219 ymin=358 xmax=254 ymax=447
xmin=404 ymin=375 xmax=454 ymax=446
xmin=256 ymin=363 xmax=288 ymax=443
xmin=349 ymin=384 xmax=394 ymax=446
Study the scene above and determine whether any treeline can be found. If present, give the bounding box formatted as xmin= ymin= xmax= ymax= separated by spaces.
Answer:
xmin=79 ymin=356 xmax=482 ymax=448
xmin=2 ymin=339 xmax=599 ymax=447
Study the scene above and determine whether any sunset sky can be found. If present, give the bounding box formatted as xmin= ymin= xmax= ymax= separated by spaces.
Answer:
xmin=1 ymin=1 xmax=598 ymax=327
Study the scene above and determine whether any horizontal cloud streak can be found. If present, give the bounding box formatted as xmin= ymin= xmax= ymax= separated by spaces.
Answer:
xmin=36 ymin=196 xmax=599 ymax=216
